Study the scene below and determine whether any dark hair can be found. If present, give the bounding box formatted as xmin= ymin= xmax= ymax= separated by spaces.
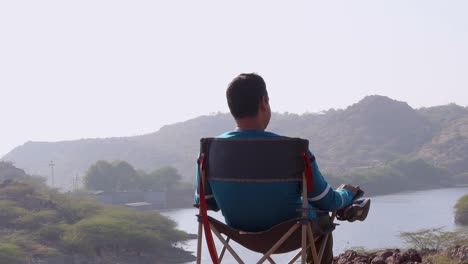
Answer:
xmin=226 ymin=73 xmax=268 ymax=118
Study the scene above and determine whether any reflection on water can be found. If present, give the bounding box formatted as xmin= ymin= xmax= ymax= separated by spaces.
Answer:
xmin=162 ymin=187 xmax=468 ymax=264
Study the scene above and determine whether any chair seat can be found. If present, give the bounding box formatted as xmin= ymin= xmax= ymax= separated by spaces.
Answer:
xmin=198 ymin=215 xmax=325 ymax=254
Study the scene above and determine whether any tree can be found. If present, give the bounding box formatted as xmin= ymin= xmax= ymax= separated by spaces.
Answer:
xmin=0 ymin=162 xmax=47 ymax=189
xmin=455 ymin=194 xmax=468 ymax=226
xmin=152 ymin=166 xmax=182 ymax=191
xmin=400 ymin=227 xmax=468 ymax=251
xmin=0 ymin=161 xmax=28 ymax=182
xmin=84 ymin=161 xmax=137 ymax=192
xmin=111 ymin=161 xmax=137 ymax=191
xmin=84 ymin=161 xmax=183 ymax=192
xmin=139 ymin=166 xmax=182 ymax=191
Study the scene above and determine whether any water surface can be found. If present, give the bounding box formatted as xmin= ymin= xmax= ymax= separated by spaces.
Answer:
xmin=162 ymin=187 xmax=468 ymax=263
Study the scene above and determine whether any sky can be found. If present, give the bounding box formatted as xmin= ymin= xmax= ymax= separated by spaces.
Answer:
xmin=1 ymin=0 xmax=468 ymax=157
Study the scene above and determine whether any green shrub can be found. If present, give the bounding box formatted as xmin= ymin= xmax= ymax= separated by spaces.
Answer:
xmin=455 ymin=194 xmax=468 ymax=225
xmin=423 ymin=254 xmax=459 ymax=264
xmin=99 ymin=207 xmax=189 ymax=243
xmin=14 ymin=210 xmax=58 ymax=228
xmin=67 ymin=215 xmax=162 ymax=254
xmin=37 ymin=223 xmax=67 ymax=242
xmin=45 ymin=190 xmax=102 ymax=224
xmin=62 ymin=228 xmax=90 ymax=254
xmin=62 ymin=207 xmax=190 ymax=255
xmin=0 ymin=243 xmax=27 ymax=264
xmin=0 ymin=183 xmax=35 ymax=199
xmin=400 ymin=227 xmax=468 ymax=250
xmin=1 ymin=180 xmax=191 ymax=259
xmin=0 ymin=200 xmax=28 ymax=225
xmin=66 ymin=199 xmax=102 ymax=220
xmin=4 ymin=232 xmax=59 ymax=257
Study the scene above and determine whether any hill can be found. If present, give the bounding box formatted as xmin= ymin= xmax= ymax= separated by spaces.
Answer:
xmin=2 ymin=95 xmax=467 ymax=189
xmin=0 ymin=162 xmax=194 ymax=263
xmin=296 ymin=96 xmax=435 ymax=174
xmin=418 ymin=113 xmax=468 ymax=177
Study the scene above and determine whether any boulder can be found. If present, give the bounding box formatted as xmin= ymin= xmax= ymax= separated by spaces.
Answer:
xmin=444 ymin=245 xmax=468 ymax=262
xmin=333 ymin=248 xmax=423 ymax=264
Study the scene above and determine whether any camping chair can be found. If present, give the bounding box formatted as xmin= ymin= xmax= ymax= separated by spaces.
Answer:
xmin=195 ymin=137 xmax=336 ymax=264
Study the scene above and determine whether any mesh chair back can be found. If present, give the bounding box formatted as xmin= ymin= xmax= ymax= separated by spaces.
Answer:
xmin=200 ymin=138 xmax=309 ymax=182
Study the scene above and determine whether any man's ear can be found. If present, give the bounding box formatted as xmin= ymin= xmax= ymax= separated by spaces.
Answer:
xmin=259 ymin=96 xmax=268 ymax=111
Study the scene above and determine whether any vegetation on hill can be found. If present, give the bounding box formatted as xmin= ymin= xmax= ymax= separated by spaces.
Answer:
xmin=453 ymin=172 xmax=468 ymax=185
xmin=300 ymin=96 xmax=435 ymax=174
xmin=0 ymin=162 xmax=194 ymax=264
xmin=2 ymin=96 xmax=468 ymax=193
xmin=455 ymin=194 xmax=468 ymax=226
xmin=325 ymin=158 xmax=454 ymax=196
xmin=418 ymin=114 xmax=468 ymax=176
xmin=0 ymin=161 xmax=47 ymax=188
xmin=400 ymin=227 xmax=468 ymax=251
xmin=84 ymin=160 xmax=186 ymax=192
xmin=399 ymin=227 xmax=468 ymax=264
xmin=418 ymin=103 xmax=467 ymax=128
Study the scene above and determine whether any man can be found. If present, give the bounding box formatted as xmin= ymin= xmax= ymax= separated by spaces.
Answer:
xmin=195 ymin=73 xmax=359 ymax=263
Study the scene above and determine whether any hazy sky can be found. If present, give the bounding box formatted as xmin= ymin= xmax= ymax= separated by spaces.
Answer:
xmin=1 ymin=0 xmax=468 ymax=156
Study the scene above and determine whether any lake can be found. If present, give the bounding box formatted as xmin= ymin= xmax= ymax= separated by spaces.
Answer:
xmin=162 ymin=187 xmax=468 ymax=263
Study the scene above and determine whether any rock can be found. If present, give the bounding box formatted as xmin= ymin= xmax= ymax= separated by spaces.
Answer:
xmin=371 ymin=256 xmax=385 ymax=264
xmin=334 ymin=250 xmax=371 ymax=264
xmin=407 ymin=249 xmax=423 ymax=262
xmin=375 ymin=249 xmax=394 ymax=260
xmin=444 ymin=245 xmax=468 ymax=262
xmin=333 ymin=248 xmax=423 ymax=264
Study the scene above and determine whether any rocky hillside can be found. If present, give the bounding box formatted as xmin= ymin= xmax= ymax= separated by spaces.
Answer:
xmin=297 ymin=96 xmax=435 ymax=173
xmin=418 ymin=114 xmax=468 ymax=176
xmin=333 ymin=246 xmax=468 ymax=264
xmin=2 ymin=95 xmax=467 ymax=189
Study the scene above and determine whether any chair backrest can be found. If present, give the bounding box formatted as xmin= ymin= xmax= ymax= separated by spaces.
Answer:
xmin=197 ymin=138 xmax=317 ymax=264
xmin=200 ymin=137 xmax=309 ymax=182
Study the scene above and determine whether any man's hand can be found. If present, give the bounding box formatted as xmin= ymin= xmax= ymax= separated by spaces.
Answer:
xmin=337 ymin=184 xmax=360 ymax=196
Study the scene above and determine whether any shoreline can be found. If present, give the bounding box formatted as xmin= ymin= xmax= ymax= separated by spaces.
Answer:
xmin=158 ymin=186 xmax=468 ymax=211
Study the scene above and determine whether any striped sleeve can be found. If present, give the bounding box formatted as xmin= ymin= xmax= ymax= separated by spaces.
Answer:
xmin=306 ymin=151 xmax=354 ymax=211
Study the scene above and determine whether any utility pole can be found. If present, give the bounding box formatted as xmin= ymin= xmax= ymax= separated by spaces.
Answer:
xmin=73 ymin=174 xmax=79 ymax=191
xmin=49 ymin=160 xmax=55 ymax=187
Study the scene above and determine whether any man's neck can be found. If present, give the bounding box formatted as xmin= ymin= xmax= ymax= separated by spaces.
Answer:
xmin=235 ymin=118 xmax=265 ymax=131
xmin=235 ymin=126 xmax=264 ymax=131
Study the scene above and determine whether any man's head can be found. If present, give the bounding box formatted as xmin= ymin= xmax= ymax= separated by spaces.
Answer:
xmin=226 ymin=73 xmax=271 ymax=130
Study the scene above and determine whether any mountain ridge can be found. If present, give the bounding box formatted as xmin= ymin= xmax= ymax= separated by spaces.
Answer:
xmin=3 ymin=95 xmax=467 ymax=189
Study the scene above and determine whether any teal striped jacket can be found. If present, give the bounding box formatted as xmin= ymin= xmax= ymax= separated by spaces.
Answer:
xmin=195 ymin=130 xmax=354 ymax=232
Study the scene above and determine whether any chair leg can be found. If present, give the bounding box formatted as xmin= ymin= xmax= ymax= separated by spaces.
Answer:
xmin=288 ymin=225 xmax=318 ymax=264
xmin=318 ymin=211 xmax=335 ymax=263
xmin=267 ymin=256 xmax=276 ymax=264
xmin=218 ymin=237 xmax=230 ymax=263
xmin=256 ymin=224 xmax=300 ymax=264
xmin=289 ymin=226 xmax=321 ymax=264
xmin=288 ymin=240 xmax=312 ymax=264
xmin=301 ymin=224 xmax=307 ymax=264
xmin=210 ymin=224 xmax=245 ymax=264
xmin=197 ymin=221 xmax=203 ymax=264
xmin=317 ymin=234 xmax=329 ymax=262
xmin=307 ymin=225 xmax=319 ymax=264
xmin=288 ymin=250 xmax=301 ymax=264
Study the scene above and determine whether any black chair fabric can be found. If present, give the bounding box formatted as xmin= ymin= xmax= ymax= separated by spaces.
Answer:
xmin=200 ymin=138 xmax=309 ymax=182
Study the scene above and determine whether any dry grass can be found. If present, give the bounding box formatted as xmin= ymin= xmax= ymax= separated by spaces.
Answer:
xmin=423 ymin=254 xmax=459 ymax=264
